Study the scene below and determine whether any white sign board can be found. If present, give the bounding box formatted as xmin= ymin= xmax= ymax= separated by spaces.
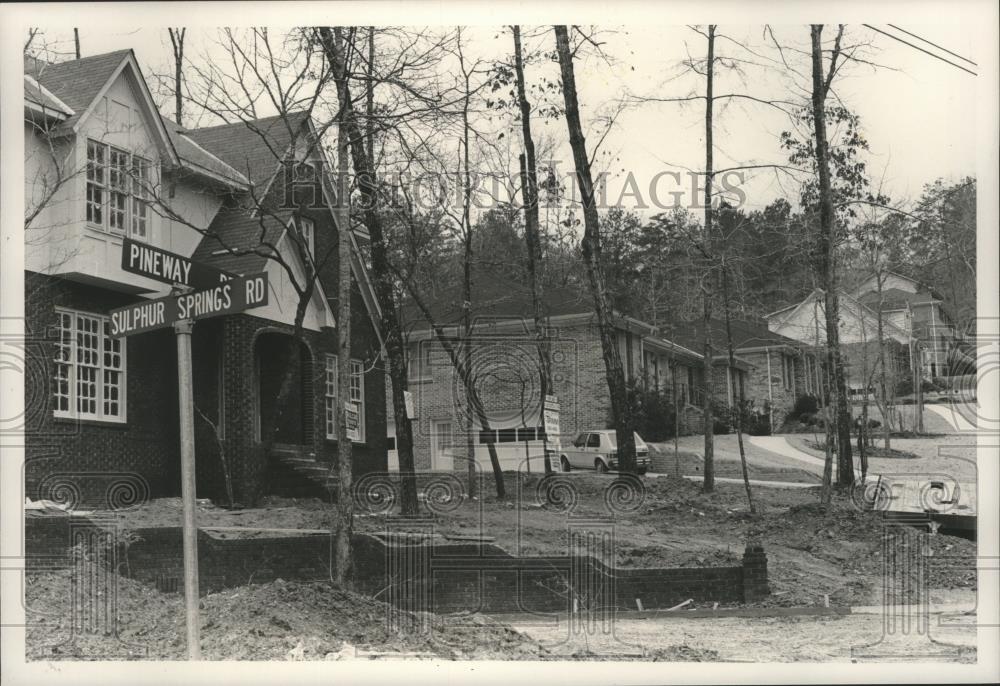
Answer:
xmin=345 ymin=402 xmax=361 ymax=442
xmin=404 ymin=390 xmax=416 ymax=419
xmin=543 ymin=395 xmax=561 ymax=449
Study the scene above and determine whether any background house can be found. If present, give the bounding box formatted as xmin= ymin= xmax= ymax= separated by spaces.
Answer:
xmin=24 ymin=50 xmax=385 ymax=506
xmin=671 ymin=317 xmax=821 ymax=430
xmin=850 ymin=271 xmax=960 ymax=379
xmin=765 ymin=288 xmax=914 ymax=396
xmin=386 ymin=268 xmax=706 ymax=472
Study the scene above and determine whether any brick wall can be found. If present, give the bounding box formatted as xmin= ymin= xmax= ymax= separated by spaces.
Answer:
xmin=24 ymin=272 xmax=181 ymax=505
xmin=24 ymin=270 xmax=386 ymax=508
xmin=395 ymin=321 xmax=711 ymax=470
xmin=26 ymin=516 xmax=769 ymax=609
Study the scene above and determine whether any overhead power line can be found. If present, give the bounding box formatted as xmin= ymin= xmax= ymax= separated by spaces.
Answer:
xmin=862 ymin=24 xmax=977 ymax=76
xmin=886 ymin=24 xmax=977 ymax=67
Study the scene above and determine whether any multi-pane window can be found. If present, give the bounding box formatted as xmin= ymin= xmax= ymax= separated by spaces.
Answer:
xmin=296 ymin=216 xmax=314 ymax=256
xmin=86 ymin=140 xmax=105 ymax=225
xmin=324 ymin=355 xmax=365 ymax=442
xmin=108 ymin=147 xmax=129 ymax=233
xmin=85 ymin=139 xmax=151 ymax=240
xmin=325 ymin=354 xmax=338 ymax=439
xmin=349 ymin=359 xmax=365 ymax=442
xmin=782 ymin=355 xmax=795 ymax=391
xmin=53 ymin=309 xmax=126 ymax=422
xmin=131 ymin=156 xmax=150 ymax=239
xmin=407 ymin=342 xmax=433 ymax=381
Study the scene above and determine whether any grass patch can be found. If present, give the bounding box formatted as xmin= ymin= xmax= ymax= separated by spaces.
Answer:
xmin=806 ymin=440 xmax=920 ymax=460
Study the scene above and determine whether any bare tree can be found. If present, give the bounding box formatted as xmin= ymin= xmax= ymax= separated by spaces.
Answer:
xmin=512 ymin=25 xmax=554 ymax=474
xmin=329 ymin=26 xmax=355 ymax=588
xmin=317 ymin=26 xmax=422 ymax=515
xmin=553 ymin=25 xmax=638 ymax=473
xmin=809 ymin=24 xmax=854 ymax=487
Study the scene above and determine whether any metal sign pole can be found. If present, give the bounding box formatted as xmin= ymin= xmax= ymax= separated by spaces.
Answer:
xmin=174 ymin=318 xmax=201 ymax=659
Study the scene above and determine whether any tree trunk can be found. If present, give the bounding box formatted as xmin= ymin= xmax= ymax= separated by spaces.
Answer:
xmin=331 ymin=27 xmax=354 ymax=589
xmin=554 ymin=25 xmax=637 ymax=473
xmin=319 ymin=26 xmax=419 ymax=516
xmin=809 ymin=24 xmax=853 ymax=487
xmin=513 ymin=26 xmax=554 ymax=474
xmin=875 ymin=273 xmax=892 ymax=450
xmin=169 ymin=28 xmax=185 ymax=126
xmin=457 ymin=31 xmax=482 ymax=497
xmin=721 ymin=263 xmax=756 ymax=514
xmin=700 ymin=25 xmax=717 ymax=493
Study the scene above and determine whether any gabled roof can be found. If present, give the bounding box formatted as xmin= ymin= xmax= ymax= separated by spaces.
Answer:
xmin=26 ymin=49 xmax=179 ymax=168
xmin=25 ymin=50 xmax=131 ymax=131
xmin=857 ymin=287 xmax=937 ymax=310
xmin=184 ymin=111 xmax=313 ymax=188
xmin=24 ymin=74 xmax=75 ymax=118
xmin=190 ymin=206 xmax=293 ymax=276
xmin=769 ymin=288 xmax=913 ymax=344
xmin=671 ymin=317 xmax=804 ymax=353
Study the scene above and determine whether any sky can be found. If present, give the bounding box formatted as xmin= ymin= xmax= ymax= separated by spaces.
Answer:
xmin=29 ymin=22 xmax=979 ymax=216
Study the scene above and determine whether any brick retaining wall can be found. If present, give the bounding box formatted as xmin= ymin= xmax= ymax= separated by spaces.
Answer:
xmin=26 ymin=515 xmax=769 ymax=611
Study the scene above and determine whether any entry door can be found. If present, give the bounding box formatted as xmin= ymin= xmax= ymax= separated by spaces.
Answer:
xmin=431 ymin=421 xmax=454 ymax=471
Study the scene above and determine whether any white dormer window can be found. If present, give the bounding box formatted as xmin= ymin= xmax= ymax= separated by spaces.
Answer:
xmin=85 ymin=138 xmax=152 ymax=241
xmin=295 ymin=215 xmax=314 ymax=256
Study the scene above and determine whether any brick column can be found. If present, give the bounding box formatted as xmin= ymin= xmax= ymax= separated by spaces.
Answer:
xmin=742 ymin=544 xmax=769 ymax=602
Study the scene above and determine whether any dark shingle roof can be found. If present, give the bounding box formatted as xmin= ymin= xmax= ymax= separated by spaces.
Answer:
xmin=24 ymin=75 xmax=73 ymax=115
xmin=669 ymin=317 xmax=802 ymax=353
xmin=858 ymin=287 xmax=935 ymax=311
xmin=160 ymin=116 xmax=248 ymax=186
xmin=190 ymin=207 xmax=293 ymax=276
xmin=401 ymin=267 xmax=593 ymax=329
xmin=25 ymin=50 xmax=131 ymax=131
xmin=184 ymin=111 xmax=313 ymax=188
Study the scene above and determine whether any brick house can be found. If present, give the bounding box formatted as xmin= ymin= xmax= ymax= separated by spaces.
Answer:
xmin=671 ymin=318 xmax=823 ymax=430
xmin=385 ymin=270 xmax=706 ymax=472
xmin=765 ymin=288 xmax=914 ymax=397
xmin=23 ymin=50 xmax=385 ymax=506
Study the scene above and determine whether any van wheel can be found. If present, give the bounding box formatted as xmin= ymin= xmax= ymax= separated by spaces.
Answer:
xmin=595 ymin=459 xmax=608 ymax=474
xmin=560 ymin=456 xmax=571 ymax=472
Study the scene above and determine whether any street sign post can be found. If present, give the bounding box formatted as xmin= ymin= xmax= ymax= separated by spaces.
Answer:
xmin=113 ymin=243 xmax=270 ymax=660
xmin=121 ymin=237 xmax=235 ymax=289
xmin=109 ymin=273 xmax=269 ymax=338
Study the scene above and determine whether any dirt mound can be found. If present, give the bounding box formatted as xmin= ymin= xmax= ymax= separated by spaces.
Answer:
xmin=25 ymin=571 xmax=547 ymax=661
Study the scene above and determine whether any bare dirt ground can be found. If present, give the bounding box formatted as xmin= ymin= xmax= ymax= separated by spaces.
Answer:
xmin=25 ymin=570 xmax=548 ymax=661
xmin=510 ymin=611 xmax=977 ymax=662
xmin=116 ymin=472 xmax=977 ymax=609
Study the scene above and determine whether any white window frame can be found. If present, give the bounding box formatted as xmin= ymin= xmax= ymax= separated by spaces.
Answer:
xmin=84 ymin=138 xmax=152 ymax=241
xmin=294 ymin=215 xmax=315 ymax=257
xmin=349 ymin=358 xmax=366 ymax=443
xmin=324 ymin=354 xmax=338 ymax=439
xmin=407 ymin=341 xmax=433 ymax=382
xmin=324 ymin=354 xmax=365 ymax=443
xmin=53 ymin=307 xmax=127 ymax=423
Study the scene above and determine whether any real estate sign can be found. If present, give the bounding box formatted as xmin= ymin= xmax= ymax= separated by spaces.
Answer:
xmin=121 ymin=237 xmax=235 ymax=289
xmin=543 ymin=394 xmax=561 ymax=448
xmin=109 ymin=273 xmax=269 ymax=337
xmin=345 ymin=402 xmax=361 ymax=441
